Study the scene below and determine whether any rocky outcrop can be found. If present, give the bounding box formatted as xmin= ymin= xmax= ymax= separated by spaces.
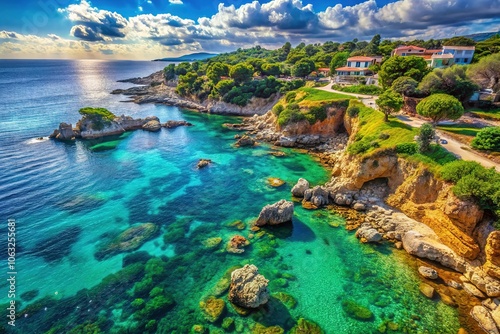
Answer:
xmin=205 ymin=95 xmax=280 ymax=116
xmin=164 ymin=120 xmax=193 ymax=128
xmin=255 ymin=200 xmax=294 ymax=226
xmin=291 ymin=178 xmax=309 ymax=197
xmin=117 ymin=70 xmax=165 ymax=85
xmin=229 ymin=264 xmax=269 ymax=308
xmin=49 ymin=122 xmax=76 ymax=141
xmin=142 ymin=119 xmax=161 ymax=132
xmin=197 ymin=159 xmax=212 ymax=169
xmin=485 ymin=231 xmax=500 ymax=280
xmin=471 ymin=306 xmax=500 ymax=334
xmin=418 ymin=266 xmax=438 ymax=280
xmin=303 ymin=186 xmax=330 ymax=208
xmin=355 ymin=224 xmax=382 ymax=243
xmin=235 ymin=135 xmax=255 ymax=147
xmin=227 ymin=235 xmax=250 ymax=254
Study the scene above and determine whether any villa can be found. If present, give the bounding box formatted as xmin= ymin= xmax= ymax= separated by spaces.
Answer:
xmin=334 ymin=56 xmax=380 ymax=83
xmin=391 ymin=45 xmax=475 ymax=68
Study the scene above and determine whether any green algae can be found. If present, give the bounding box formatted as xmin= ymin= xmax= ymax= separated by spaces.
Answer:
xmin=290 ymin=318 xmax=324 ymax=334
xmin=272 ymin=292 xmax=297 ymax=309
xmin=341 ymin=299 xmax=374 ymax=321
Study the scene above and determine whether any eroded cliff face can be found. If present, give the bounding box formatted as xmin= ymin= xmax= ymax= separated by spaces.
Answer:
xmin=329 ymin=152 xmax=484 ymax=260
xmin=280 ymin=104 xmax=347 ymax=137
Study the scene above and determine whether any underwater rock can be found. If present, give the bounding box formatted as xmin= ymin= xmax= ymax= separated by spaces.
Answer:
xmin=163 ymin=120 xmax=193 ymax=128
xmin=418 ymin=266 xmax=438 ymax=280
xmin=291 ymin=178 xmax=310 ymax=197
xmin=191 ymin=324 xmax=207 ymax=333
xmin=142 ymin=119 xmax=161 ymax=131
xmin=470 ymin=306 xmax=499 ymax=334
xmin=229 ymin=264 xmax=270 ymax=308
xmin=31 ymin=226 xmax=82 ymax=262
xmin=252 ymin=323 xmax=285 ymax=334
xmin=202 ymin=237 xmax=222 ymax=249
xmin=20 ymin=290 xmax=39 ymax=302
xmin=272 ymin=292 xmax=297 ymax=309
xmin=199 ymin=296 xmax=225 ymax=323
xmin=255 ymin=200 xmax=294 ymax=227
xmin=290 ymin=318 xmax=324 ymax=334
xmin=95 ymin=223 xmax=159 ymax=260
xmin=267 ymin=177 xmax=285 ymax=188
xmin=303 ymin=186 xmax=329 ymax=208
xmin=222 ymin=317 xmax=235 ymax=331
xmin=197 ymin=159 xmax=212 ymax=169
xmin=341 ymin=300 xmax=374 ymax=321
xmin=228 ymin=220 xmax=246 ymax=230
xmin=269 ymin=151 xmax=286 ymax=157
xmin=419 ymin=283 xmax=435 ymax=299
xmin=227 ymin=235 xmax=250 ymax=254
xmin=236 ymin=135 xmax=255 ymax=147
xmin=355 ymin=224 xmax=382 ymax=243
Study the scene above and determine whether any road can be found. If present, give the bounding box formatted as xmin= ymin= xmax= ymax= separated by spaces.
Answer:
xmin=315 ymin=84 xmax=500 ymax=171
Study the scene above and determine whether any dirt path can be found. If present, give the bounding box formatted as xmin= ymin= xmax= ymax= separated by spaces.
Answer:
xmin=316 ymin=83 xmax=377 ymax=107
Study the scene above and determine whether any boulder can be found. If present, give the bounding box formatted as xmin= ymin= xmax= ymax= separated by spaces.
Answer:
xmin=352 ymin=202 xmax=366 ymax=211
xmin=228 ymin=264 xmax=269 ymax=308
xmin=197 ymin=159 xmax=212 ymax=169
xmin=255 ymin=200 xmax=294 ymax=227
xmin=199 ymin=296 xmax=225 ymax=322
xmin=303 ymin=186 xmax=329 ymax=208
xmin=418 ymin=266 xmax=438 ymax=280
xmin=355 ymin=225 xmax=382 ymax=243
xmin=470 ymin=306 xmax=499 ymax=334
xmin=142 ymin=119 xmax=161 ymax=132
xmin=227 ymin=235 xmax=250 ymax=254
xmin=419 ymin=283 xmax=435 ymax=299
xmin=333 ymin=193 xmax=353 ymax=206
xmin=50 ymin=122 xmax=76 ymax=141
xmin=485 ymin=231 xmax=500 ymax=280
xmin=267 ymin=177 xmax=285 ymax=187
xmin=236 ymin=135 xmax=255 ymax=147
xmin=464 ymin=282 xmax=487 ymax=298
xmin=291 ymin=178 xmax=310 ymax=197
xmin=163 ymin=120 xmax=193 ymax=128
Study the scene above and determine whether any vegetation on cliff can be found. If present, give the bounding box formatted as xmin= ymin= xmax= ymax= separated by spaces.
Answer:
xmin=78 ymin=107 xmax=116 ymax=131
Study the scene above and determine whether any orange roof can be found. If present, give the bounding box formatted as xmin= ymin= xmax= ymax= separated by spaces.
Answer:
xmin=347 ymin=56 xmax=375 ymax=61
xmin=318 ymin=68 xmax=330 ymax=71
xmin=443 ymin=46 xmax=475 ymax=50
xmin=394 ymin=45 xmax=426 ymax=51
xmin=335 ymin=67 xmax=371 ymax=72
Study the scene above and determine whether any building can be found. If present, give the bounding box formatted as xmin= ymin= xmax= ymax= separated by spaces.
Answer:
xmin=335 ymin=56 xmax=377 ymax=77
xmin=317 ymin=68 xmax=330 ymax=76
xmin=391 ymin=45 xmax=475 ymax=68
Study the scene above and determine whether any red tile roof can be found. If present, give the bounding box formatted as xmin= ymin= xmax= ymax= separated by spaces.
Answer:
xmin=318 ymin=68 xmax=330 ymax=71
xmin=335 ymin=67 xmax=371 ymax=72
xmin=347 ymin=56 xmax=375 ymax=61
xmin=394 ymin=45 xmax=425 ymax=51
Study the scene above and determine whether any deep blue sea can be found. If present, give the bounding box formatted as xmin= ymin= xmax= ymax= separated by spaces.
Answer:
xmin=0 ymin=59 xmax=461 ymax=333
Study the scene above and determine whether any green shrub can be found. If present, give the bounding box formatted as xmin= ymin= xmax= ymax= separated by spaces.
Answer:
xmin=440 ymin=160 xmax=484 ymax=183
xmin=396 ymin=143 xmax=418 ymax=154
xmin=285 ymin=91 xmax=297 ymax=103
xmin=348 ymin=141 xmax=372 ymax=154
xmin=378 ymin=133 xmax=390 ymax=140
xmin=332 ymin=84 xmax=383 ymax=95
xmin=347 ymin=106 xmax=360 ymax=117
xmin=131 ymin=298 xmax=145 ymax=309
xmin=272 ymin=104 xmax=284 ymax=116
xmin=78 ymin=107 xmax=116 ymax=131
xmin=471 ymin=127 xmax=500 ymax=151
xmin=307 ymin=105 xmax=327 ymax=124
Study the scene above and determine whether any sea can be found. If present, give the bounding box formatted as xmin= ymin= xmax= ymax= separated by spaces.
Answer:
xmin=0 ymin=59 xmax=460 ymax=333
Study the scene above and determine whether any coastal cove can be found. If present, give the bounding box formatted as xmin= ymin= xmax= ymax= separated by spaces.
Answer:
xmin=0 ymin=60 xmax=464 ymax=333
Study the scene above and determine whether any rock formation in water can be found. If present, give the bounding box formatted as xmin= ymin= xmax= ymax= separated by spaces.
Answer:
xmin=235 ymin=135 xmax=255 ymax=147
xmin=291 ymin=178 xmax=309 ymax=197
xmin=142 ymin=118 xmax=161 ymax=132
xmin=197 ymin=159 xmax=212 ymax=169
xmin=255 ymin=200 xmax=294 ymax=226
xmin=228 ymin=264 xmax=269 ymax=308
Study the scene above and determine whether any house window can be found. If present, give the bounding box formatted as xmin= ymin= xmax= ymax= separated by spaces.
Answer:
xmin=347 ymin=62 xmax=351 ymax=67
xmin=464 ymin=58 xmax=469 ymax=63
xmin=365 ymin=62 xmax=369 ymax=67
xmin=402 ymin=53 xmax=406 ymax=56
xmin=455 ymin=58 xmax=460 ymax=63
xmin=356 ymin=62 xmax=360 ymax=67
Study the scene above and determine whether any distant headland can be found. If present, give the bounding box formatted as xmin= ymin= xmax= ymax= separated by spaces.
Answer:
xmin=153 ymin=52 xmax=218 ymax=62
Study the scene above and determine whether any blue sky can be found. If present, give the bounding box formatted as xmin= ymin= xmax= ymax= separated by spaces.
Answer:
xmin=1 ymin=0 xmax=499 ymax=59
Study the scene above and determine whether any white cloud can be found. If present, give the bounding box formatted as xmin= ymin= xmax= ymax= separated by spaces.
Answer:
xmin=169 ymin=0 xmax=183 ymax=4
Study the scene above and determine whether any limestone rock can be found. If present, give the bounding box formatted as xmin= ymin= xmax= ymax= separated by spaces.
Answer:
xmin=419 ymin=283 xmax=435 ymax=299
xmin=236 ymin=135 xmax=255 ymax=147
xmin=228 ymin=264 xmax=269 ymax=308
xmin=485 ymin=231 xmax=500 ymax=280
xmin=163 ymin=120 xmax=192 ymax=128
xmin=352 ymin=202 xmax=366 ymax=211
xmin=142 ymin=119 xmax=161 ymax=132
xmin=463 ymin=282 xmax=486 ymax=298
xmin=444 ymin=194 xmax=484 ymax=234
xmin=255 ymin=200 xmax=294 ymax=226
xmin=418 ymin=266 xmax=438 ymax=280
xmin=291 ymin=178 xmax=310 ymax=197
xmin=199 ymin=296 xmax=225 ymax=322
xmin=356 ymin=224 xmax=382 ymax=243
xmin=267 ymin=177 xmax=285 ymax=187
xmin=303 ymin=186 xmax=329 ymax=208
xmin=227 ymin=235 xmax=250 ymax=254
xmin=470 ymin=306 xmax=499 ymax=334
xmin=52 ymin=122 xmax=76 ymax=140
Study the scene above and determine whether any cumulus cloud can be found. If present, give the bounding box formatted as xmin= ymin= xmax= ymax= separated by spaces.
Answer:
xmin=169 ymin=0 xmax=183 ymax=4
xmin=59 ymin=0 xmax=128 ymax=41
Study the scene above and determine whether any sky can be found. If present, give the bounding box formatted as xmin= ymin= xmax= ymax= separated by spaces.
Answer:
xmin=1 ymin=0 xmax=500 ymax=60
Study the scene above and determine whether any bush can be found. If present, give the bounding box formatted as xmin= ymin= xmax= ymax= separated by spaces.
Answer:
xmin=332 ymin=84 xmax=383 ymax=95
xmin=348 ymin=141 xmax=372 ymax=154
xmin=307 ymin=105 xmax=327 ymax=124
xmin=280 ymin=79 xmax=305 ymax=93
xmin=285 ymin=91 xmax=297 ymax=103
xmin=378 ymin=133 xmax=390 ymax=140
xmin=278 ymin=103 xmax=305 ymax=126
xmin=417 ymin=123 xmax=435 ymax=152
xmin=471 ymin=127 xmax=500 ymax=151
xmin=78 ymin=107 xmax=116 ymax=131
xmin=396 ymin=143 xmax=418 ymax=154
xmin=272 ymin=104 xmax=284 ymax=116
xmin=347 ymin=105 xmax=360 ymax=117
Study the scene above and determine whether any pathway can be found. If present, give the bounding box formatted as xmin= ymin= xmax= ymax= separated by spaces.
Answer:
xmin=314 ymin=84 xmax=500 ymax=171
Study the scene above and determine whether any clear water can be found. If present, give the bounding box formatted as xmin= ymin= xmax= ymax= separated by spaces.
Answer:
xmin=0 ymin=60 xmax=460 ymax=333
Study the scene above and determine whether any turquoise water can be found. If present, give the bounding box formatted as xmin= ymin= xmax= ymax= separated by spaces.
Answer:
xmin=0 ymin=60 xmax=460 ymax=333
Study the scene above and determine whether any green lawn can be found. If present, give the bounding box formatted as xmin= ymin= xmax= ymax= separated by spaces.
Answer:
xmin=469 ymin=108 xmax=500 ymax=121
xmin=437 ymin=124 xmax=482 ymax=137
xmin=299 ymin=87 xmax=354 ymax=102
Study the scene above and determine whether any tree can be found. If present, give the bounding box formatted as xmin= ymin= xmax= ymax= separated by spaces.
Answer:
xmin=391 ymin=76 xmax=419 ymax=97
xmin=364 ymin=34 xmax=381 ymax=55
xmin=471 ymin=127 xmax=500 ymax=151
xmin=206 ymin=62 xmax=229 ymax=83
xmin=416 ymin=94 xmax=464 ymax=124
xmin=442 ymin=36 xmax=476 ymax=46
xmin=378 ymin=56 xmax=430 ymax=88
xmin=214 ymin=79 xmax=235 ymax=97
xmin=174 ymin=62 xmax=191 ymax=76
xmin=419 ymin=66 xmax=478 ymax=103
xmin=322 ymin=41 xmax=339 ymax=53
xmin=329 ymin=52 xmax=350 ymax=73
xmin=468 ymin=53 xmax=500 ymax=92
xmin=229 ymin=63 xmax=254 ymax=84
xmin=164 ymin=64 xmax=175 ymax=81
xmin=417 ymin=123 xmax=435 ymax=152
xmin=261 ymin=63 xmax=281 ymax=76
xmin=376 ymin=89 xmax=404 ymax=122
xmin=292 ymin=59 xmax=315 ymax=78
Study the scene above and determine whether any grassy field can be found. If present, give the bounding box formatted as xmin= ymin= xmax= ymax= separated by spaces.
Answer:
xmin=469 ymin=108 xmax=500 ymax=121
xmin=437 ymin=124 xmax=482 ymax=137
xmin=299 ymin=87 xmax=355 ymax=102
xmin=347 ymin=101 xmax=457 ymax=172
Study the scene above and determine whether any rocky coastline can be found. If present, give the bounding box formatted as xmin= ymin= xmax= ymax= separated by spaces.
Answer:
xmin=49 ymin=115 xmax=192 ymax=141
xmin=226 ymin=102 xmax=500 ymax=333
xmin=111 ymin=73 xmax=281 ymax=116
